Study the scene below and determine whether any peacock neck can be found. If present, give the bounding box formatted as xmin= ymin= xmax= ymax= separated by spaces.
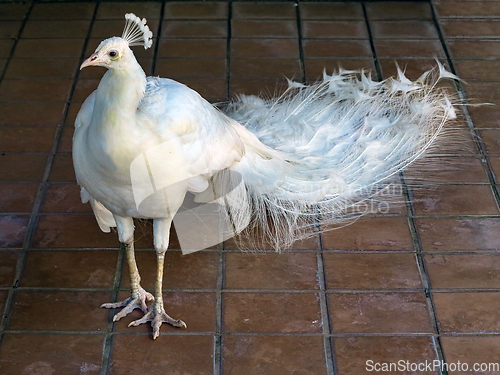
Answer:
xmin=90 ymin=62 xmax=147 ymax=132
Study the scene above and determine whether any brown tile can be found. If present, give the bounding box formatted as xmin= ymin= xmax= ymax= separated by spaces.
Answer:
xmin=97 ymin=2 xmax=162 ymax=20
xmin=329 ymin=292 xmax=432 ymax=333
xmin=230 ymin=79 xmax=289 ymax=98
xmin=231 ymin=59 xmax=301 ymax=80
xmin=0 ymin=21 xmax=22 ymax=39
xmin=448 ymin=40 xmax=500 ymax=59
xmin=9 ymin=290 xmax=109 ymax=331
xmin=0 ymin=291 xmax=7 ymax=313
xmin=231 ymin=39 xmax=299 ymax=58
xmin=121 ymin=250 xmax=217 ymax=289
xmin=165 ymin=2 xmax=227 ymax=20
xmin=465 ymin=82 xmax=500 ymax=104
xmin=334 ymin=336 xmax=438 ymax=375
xmin=366 ymin=2 xmax=432 ymax=20
xmin=233 ymin=2 xmax=296 ymax=19
xmin=65 ymin=103 xmax=82 ymax=127
xmin=0 ymin=102 xmax=66 ymax=126
xmin=0 ymin=183 xmax=38 ymax=213
xmin=0 ymin=215 xmax=28 ymax=248
xmin=0 ymin=334 xmax=104 ymax=374
xmin=49 ymin=153 xmax=76 ymax=182
xmin=425 ymin=254 xmax=500 ymax=289
xmin=480 ymin=129 xmax=500 ymax=153
xmin=155 ymin=58 xmax=226 ymax=79
xmin=491 ymin=155 xmax=500 ymax=180
xmin=442 ymin=19 xmax=500 ymax=39
xmin=300 ymin=3 xmax=364 ymax=20
xmin=455 ymin=60 xmax=500 ymax=81
xmin=371 ymin=21 xmax=438 ymax=39
xmin=469 ymin=105 xmax=500 ymax=129
xmin=305 ymin=59 xmax=376 ymax=79
xmin=0 ymin=79 xmax=73 ymax=101
xmin=441 ymin=336 xmax=500 ymax=374
xmin=91 ymin=19 xmax=159 ymax=39
xmin=412 ymin=184 xmax=498 ymax=215
xmin=23 ymin=20 xmax=90 ymax=39
xmin=321 ymin=217 xmax=413 ymax=251
xmin=0 ymin=126 xmax=55 ymax=152
xmin=0 ymin=3 xmax=30 ymax=20
xmin=33 ymin=214 xmax=118 ymax=248
xmin=5 ymin=58 xmax=78 ymax=79
xmin=158 ymin=38 xmax=226 ymax=58
xmin=418 ymin=217 xmax=500 ymax=251
xmin=434 ymin=292 xmax=500 ymax=333
xmin=30 ymin=3 xmax=96 ymax=20
xmin=110 ymin=335 xmax=213 ymax=375
xmin=162 ymin=20 xmax=227 ymax=38
xmin=0 ymin=39 xmax=14 ymax=58
xmin=324 ymin=253 xmax=422 ymax=290
xmin=379 ymin=58 xmax=448 ymax=80
xmin=225 ymin=252 xmax=318 ymax=290
xmin=223 ymin=292 xmax=321 ymax=333
xmin=42 ymin=183 xmax=91 ymax=213
xmin=58 ymin=126 xmax=73 ymax=153
xmin=22 ymin=250 xmax=117 ymax=288
xmin=114 ymin=291 xmax=215 ymax=333
xmin=232 ymin=20 xmax=297 ymax=38
xmin=405 ymin=156 xmax=488 ymax=183
xmin=436 ymin=1 xmax=500 ymax=18
xmin=72 ymin=79 xmax=99 ymax=102
xmin=0 ymin=153 xmax=47 ymax=181
xmin=223 ymin=336 xmax=327 ymax=375
xmin=375 ymin=40 xmax=446 ymax=58
xmin=0 ymin=251 xmax=18 ymax=286
xmin=303 ymin=40 xmax=372 ymax=58
xmin=302 ymin=20 xmax=368 ymax=39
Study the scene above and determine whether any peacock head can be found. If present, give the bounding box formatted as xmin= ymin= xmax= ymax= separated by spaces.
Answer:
xmin=80 ymin=13 xmax=153 ymax=70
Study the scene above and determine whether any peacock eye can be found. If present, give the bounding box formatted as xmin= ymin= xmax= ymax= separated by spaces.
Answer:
xmin=109 ymin=51 xmax=117 ymax=58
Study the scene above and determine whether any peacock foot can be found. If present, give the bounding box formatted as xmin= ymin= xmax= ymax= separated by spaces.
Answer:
xmin=128 ymin=303 xmax=187 ymax=339
xmin=101 ymin=286 xmax=154 ymax=322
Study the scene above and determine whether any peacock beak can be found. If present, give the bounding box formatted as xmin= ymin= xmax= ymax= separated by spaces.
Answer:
xmin=80 ymin=53 xmax=99 ymax=70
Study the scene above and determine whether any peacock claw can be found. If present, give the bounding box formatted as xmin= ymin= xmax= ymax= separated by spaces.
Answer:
xmin=101 ymin=286 xmax=154 ymax=322
xmin=128 ymin=305 xmax=187 ymax=339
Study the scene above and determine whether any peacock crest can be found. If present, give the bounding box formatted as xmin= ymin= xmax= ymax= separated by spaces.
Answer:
xmin=122 ymin=13 xmax=153 ymax=50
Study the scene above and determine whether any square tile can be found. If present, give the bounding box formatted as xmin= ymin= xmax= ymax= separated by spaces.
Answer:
xmin=0 ymin=102 xmax=66 ymax=126
xmin=441 ymin=336 xmax=500 ymax=374
xmin=435 ymin=1 xmax=500 ymax=18
xmin=30 ymin=3 xmax=96 ymax=20
xmin=0 ymin=3 xmax=30 ymax=20
xmin=155 ymin=59 xmax=226 ymax=79
xmin=14 ymin=39 xmax=86 ymax=58
xmin=433 ymin=292 xmax=500 ymax=333
xmin=49 ymin=153 xmax=76 ymax=182
xmin=225 ymin=252 xmax=318 ymax=290
xmin=231 ymin=59 xmax=301 ymax=80
xmin=323 ymin=253 xmax=422 ymax=290
xmin=231 ymin=39 xmax=299 ymax=58
xmin=223 ymin=292 xmax=321 ymax=333
xmin=22 ymin=20 xmax=90 ymax=39
xmin=110 ymin=334 xmax=213 ymax=375
xmin=334 ymin=336 xmax=438 ymax=375
xmin=0 ymin=154 xmax=47 ymax=181
xmin=303 ymin=40 xmax=372 ymax=58
xmin=120 ymin=250 xmax=218 ymax=289
xmin=425 ymin=254 xmax=500 ymax=289
xmin=0 ymin=215 xmax=28 ymax=248
xmin=0 ymin=183 xmax=38 ymax=213
xmin=97 ymin=2 xmax=162 ymax=20
xmin=162 ymin=20 xmax=227 ymax=38
xmin=0 ymin=126 xmax=56 ymax=152
xmin=371 ymin=21 xmax=438 ymax=39
xmin=447 ymin=40 xmax=500 ymax=59
xmin=0 ymin=39 xmax=14 ymax=58
xmin=42 ymin=183 xmax=93 ymax=213
xmin=328 ymin=292 xmax=432 ymax=333
xmin=33 ymin=214 xmax=118 ymax=249
xmin=0 ymin=334 xmax=104 ymax=374
xmin=232 ymin=2 xmax=296 ymax=19
xmin=232 ymin=20 xmax=297 ymax=38
xmin=230 ymin=79 xmax=289 ymax=98
xmin=0 ymin=21 xmax=22 ymax=39
xmin=469 ymin=106 xmax=500 ymax=129
xmin=412 ymin=185 xmax=498 ymax=215
xmin=302 ymin=20 xmax=368 ymax=39
xmin=21 ymin=250 xmax=117 ymax=288
xmin=158 ymin=38 xmax=226 ymax=58
xmin=4 ymin=58 xmax=79 ymax=79
xmin=0 ymin=251 xmax=19 ymax=286
xmin=113 ymin=291 xmax=215 ymax=333
xmin=222 ymin=335 xmax=327 ymax=375
xmin=9 ymin=291 xmax=110 ymax=331
xmin=404 ymin=156 xmax=488 ymax=183
xmin=0 ymin=79 xmax=73 ymax=101
xmin=321 ymin=217 xmax=413 ymax=251
xmin=455 ymin=60 xmax=500 ymax=81
xmin=466 ymin=82 xmax=500 ymax=105
xmin=374 ymin=40 xmax=445 ymax=58
xmin=441 ymin=19 xmax=500 ymax=39
xmin=300 ymin=3 xmax=364 ymax=20
xmin=164 ymin=2 xmax=228 ymax=20
xmin=417 ymin=218 xmax=500 ymax=251
xmin=366 ymin=2 xmax=432 ymax=20
xmin=480 ymin=129 xmax=500 ymax=154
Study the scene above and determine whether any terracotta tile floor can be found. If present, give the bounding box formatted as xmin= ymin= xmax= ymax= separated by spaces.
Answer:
xmin=0 ymin=1 xmax=499 ymax=374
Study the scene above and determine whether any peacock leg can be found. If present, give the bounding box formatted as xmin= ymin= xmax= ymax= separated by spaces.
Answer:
xmin=128 ymin=218 xmax=186 ymax=339
xmin=101 ymin=216 xmax=154 ymax=321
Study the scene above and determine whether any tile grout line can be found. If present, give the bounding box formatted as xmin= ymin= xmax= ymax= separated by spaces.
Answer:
xmin=0 ymin=0 xmax=36 ymax=348
xmin=295 ymin=0 xmax=306 ymax=84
